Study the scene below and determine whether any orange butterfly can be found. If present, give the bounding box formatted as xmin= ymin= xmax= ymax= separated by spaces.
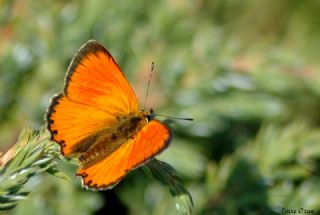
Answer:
xmin=46 ymin=40 xmax=171 ymax=190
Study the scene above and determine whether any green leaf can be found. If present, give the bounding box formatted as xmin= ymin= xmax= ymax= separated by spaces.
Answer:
xmin=142 ymin=159 xmax=194 ymax=215
xmin=45 ymin=166 xmax=70 ymax=180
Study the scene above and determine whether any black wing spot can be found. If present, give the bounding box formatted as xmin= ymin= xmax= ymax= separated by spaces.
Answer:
xmin=59 ymin=140 xmax=66 ymax=147
xmin=87 ymin=180 xmax=93 ymax=186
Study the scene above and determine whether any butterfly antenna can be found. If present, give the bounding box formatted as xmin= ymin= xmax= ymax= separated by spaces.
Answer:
xmin=154 ymin=113 xmax=194 ymax=121
xmin=143 ymin=62 xmax=154 ymax=111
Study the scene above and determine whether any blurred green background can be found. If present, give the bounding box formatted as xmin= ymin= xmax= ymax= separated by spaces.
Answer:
xmin=1 ymin=0 xmax=320 ymax=214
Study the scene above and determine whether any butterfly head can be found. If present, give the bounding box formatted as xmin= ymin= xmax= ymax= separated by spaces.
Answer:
xmin=140 ymin=108 xmax=155 ymax=122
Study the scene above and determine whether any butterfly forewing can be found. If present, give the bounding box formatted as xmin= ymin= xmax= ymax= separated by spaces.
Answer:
xmin=47 ymin=40 xmax=139 ymax=156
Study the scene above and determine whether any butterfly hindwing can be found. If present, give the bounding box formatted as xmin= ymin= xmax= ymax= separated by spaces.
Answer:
xmin=76 ymin=120 xmax=171 ymax=189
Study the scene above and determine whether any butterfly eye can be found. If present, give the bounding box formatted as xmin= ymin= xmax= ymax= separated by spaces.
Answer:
xmin=146 ymin=112 xmax=155 ymax=122
xmin=146 ymin=115 xmax=151 ymax=122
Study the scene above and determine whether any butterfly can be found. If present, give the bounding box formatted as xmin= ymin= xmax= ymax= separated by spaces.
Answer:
xmin=46 ymin=40 xmax=172 ymax=190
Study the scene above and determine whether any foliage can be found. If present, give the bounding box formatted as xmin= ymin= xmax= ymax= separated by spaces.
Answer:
xmin=1 ymin=0 xmax=320 ymax=214
xmin=0 ymin=128 xmax=64 ymax=210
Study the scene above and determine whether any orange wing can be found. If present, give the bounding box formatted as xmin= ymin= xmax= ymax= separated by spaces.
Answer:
xmin=76 ymin=120 xmax=172 ymax=190
xmin=46 ymin=40 xmax=139 ymax=156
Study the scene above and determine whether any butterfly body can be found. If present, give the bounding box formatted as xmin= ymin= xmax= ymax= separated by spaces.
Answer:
xmin=46 ymin=40 xmax=171 ymax=190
